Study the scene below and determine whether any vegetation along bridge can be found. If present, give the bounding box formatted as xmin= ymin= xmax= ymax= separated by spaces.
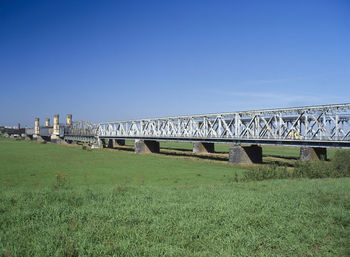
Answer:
xmin=25 ymin=103 xmax=350 ymax=164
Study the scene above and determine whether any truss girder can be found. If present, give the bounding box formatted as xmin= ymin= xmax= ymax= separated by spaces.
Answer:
xmin=96 ymin=104 xmax=350 ymax=145
xmin=64 ymin=121 xmax=98 ymax=137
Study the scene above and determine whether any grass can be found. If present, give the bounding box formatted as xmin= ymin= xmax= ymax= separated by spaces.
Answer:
xmin=0 ymin=139 xmax=246 ymax=187
xmin=1 ymin=138 xmax=349 ymax=256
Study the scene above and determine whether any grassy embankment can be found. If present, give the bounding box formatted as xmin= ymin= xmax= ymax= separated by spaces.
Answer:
xmin=0 ymin=138 xmax=349 ymax=256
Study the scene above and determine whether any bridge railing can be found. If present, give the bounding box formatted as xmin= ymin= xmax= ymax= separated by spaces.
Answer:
xmin=97 ymin=104 xmax=350 ymax=144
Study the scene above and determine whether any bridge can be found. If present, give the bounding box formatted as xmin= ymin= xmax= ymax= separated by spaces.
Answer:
xmin=25 ymin=103 xmax=350 ymax=164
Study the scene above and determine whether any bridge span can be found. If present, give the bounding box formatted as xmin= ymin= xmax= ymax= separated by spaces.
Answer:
xmin=97 ymin=103 xmax=350 ymax=148
xmin=27 ymin=103 xmax=350 ymax=164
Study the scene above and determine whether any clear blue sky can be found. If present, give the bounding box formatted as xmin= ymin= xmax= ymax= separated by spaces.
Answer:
xmin=1 ymin=0 xmax=349 ymax=127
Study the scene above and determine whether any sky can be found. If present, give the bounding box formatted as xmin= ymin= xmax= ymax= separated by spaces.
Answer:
xmin=0 ymin=0 xmax=349 ymax=127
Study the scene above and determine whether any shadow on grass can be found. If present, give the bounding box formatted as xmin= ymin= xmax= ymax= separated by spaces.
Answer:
xmin=263 ymin=154 xmax=299 ymax=160
xmin=109 ymin=145 xmax=299 ymax=166
xmin=161 ymin=147 xmax=231 ymax=155
xmin=109 ymin=145 xmax=229 ymax=162
xmin=112 ymin=146 xmax=135 ymax=152
xmin=161 ymin=147 xmax=192 ymax=152
xmin=263 ymin=160 xmax=296 ymax=168
xmin=159 ymin=150 xmax=229 ymax=162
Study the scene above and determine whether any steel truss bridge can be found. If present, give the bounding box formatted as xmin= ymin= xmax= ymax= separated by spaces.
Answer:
xmin=64 ymin=103 xmax=350 ymax=148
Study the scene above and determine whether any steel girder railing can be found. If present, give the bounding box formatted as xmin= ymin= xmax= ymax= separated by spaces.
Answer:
xmin=97 ymin=104 xmax=350 ymax=147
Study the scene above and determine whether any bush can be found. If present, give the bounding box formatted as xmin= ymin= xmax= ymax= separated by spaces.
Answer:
xmin=294 ymin=150 xmax=350 ymax=179
xmin=243 ymin=164 xmax=290 ymax=182
xmin=331 ymin=150 xmax=350 ymax=177
xmin=293 ymin=161 xmax=331 ymax=178
xmin=241 ymin=150 xmax=350 ymax=182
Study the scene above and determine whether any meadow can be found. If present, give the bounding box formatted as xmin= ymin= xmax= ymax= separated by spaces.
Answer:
xmin=0 ymin=138 xmax=349 ymax=256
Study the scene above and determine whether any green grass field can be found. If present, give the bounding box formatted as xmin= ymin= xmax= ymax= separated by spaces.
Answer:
xmin=1 ymin=138 xmax=349 ymax=256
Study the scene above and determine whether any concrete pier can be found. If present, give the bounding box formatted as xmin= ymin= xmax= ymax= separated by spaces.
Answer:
xmin=135 ymin=140 xmax=160 ymax=154
xmin=33 ymin=134 xmax=44 ymax=142
xmin=33 ymin=135 xmax=45 ymax=142
xmin=229 ymin=145 xmax=262 ymax=164
xmin=300 ymin=147 xmax=327 ymax=161
xmin=193 ymin=142 xmax=214 ymax=154
xmin=51 ymin=114 xmax=60 ymax=143
xmin=108 ymin=139 xmax=126 ymax=148
xmin=91 ymin=139 xmax=103 ymax=149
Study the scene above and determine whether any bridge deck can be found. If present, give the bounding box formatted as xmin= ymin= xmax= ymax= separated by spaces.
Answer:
xmin=98 ymin=136 xmax=350 ymax=148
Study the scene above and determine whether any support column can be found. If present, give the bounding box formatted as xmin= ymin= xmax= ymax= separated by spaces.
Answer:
xmin=193 ymin=142 xmax=214 ymax=154
xmin=108 ymin=139 xmax=126 ymax=148
xmin=300 ymin=147 xmax=327 ymax=161
xmin=229 ymin=145 xmax=262 ymax=164
xmin=135 ymin=140 xmax=160 ymax=154
xmin=51 ymin=114 xmax=60 ymax=143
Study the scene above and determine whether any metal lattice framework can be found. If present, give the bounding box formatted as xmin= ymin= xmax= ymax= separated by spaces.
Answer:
xmin=64 ymin=121 xmax=98 ymax=144
xmin=97 ymin=103 xmax=350 ymax=147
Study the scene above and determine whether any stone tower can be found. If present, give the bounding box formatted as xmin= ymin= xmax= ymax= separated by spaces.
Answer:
xmin=45 ymin=118 xmax=50 ymax=127
xmin=66 ymin=114 xmax=72 ymax=126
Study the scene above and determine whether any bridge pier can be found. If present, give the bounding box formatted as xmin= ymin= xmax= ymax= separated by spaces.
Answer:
xmin=91 ymin=139 xmax=103 ymax=149
xmin=229 ymin=145 xmax=262 ymax=164
xmin=135 ymin=140 xmax=160 ymax=154
xmin=33 ymin=134 xmax=45 ymax=142
xmin=108 ymin=139 xmax=126 ymax=148
xmin=23 ymin=134 xmax=32 ymax=140
xmin=193 ymin=142 xmax=214 ymax=154
xmin=300 ymin=147 xmax=327 ymax=161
